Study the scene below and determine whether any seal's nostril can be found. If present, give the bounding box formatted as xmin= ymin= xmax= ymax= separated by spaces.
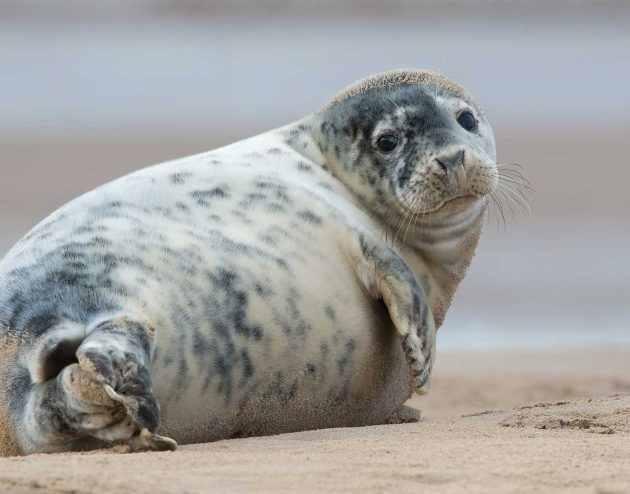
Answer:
xmin=451 ymin=149 xmax=465 ymax=167
xmin=435 ymin=149 xmax=465 ymax=171
xmin=435 ymin=158 xmax=448 ymax=174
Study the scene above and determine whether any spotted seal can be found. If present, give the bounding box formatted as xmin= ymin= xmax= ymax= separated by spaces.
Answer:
xmin=0 ymin=69 xmax=498 ymax=455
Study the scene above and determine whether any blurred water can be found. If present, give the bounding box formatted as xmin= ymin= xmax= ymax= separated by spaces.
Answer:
xmin=1 ymin=16 xmax=630 ymax=133
xmin=441 ymin=217 xmax=630 ymax=349
xmin=439 ymin=315 xmax=630 ymax=350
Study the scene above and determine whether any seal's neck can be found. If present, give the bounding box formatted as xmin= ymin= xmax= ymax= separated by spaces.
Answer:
xmin=396 ymin=203 xmax=486 ymax=327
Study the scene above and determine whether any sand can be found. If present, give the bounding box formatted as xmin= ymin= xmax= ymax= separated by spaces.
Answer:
xmin=0 ymin=346 xmax=628 ymax=494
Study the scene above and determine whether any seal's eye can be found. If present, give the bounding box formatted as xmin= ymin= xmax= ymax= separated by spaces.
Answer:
xmin=457 ymin=111 xmax=477 ymax=132
xmin=377 ymin=134 xmax=399 ymax=153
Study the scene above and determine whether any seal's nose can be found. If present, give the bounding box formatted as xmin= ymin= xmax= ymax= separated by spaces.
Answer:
xmin=435 ymin=149 xmax=465 ymax=174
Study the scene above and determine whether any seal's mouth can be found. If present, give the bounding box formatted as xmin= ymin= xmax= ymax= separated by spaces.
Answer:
xmin=428 ymin=195 xmax=480 ymax=214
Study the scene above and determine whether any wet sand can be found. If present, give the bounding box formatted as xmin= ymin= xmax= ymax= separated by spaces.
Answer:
xmin=0 ymin=347 xmax=629 ymax=493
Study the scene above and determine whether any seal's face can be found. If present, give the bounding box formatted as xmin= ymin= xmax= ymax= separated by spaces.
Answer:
xmin=319 ymin=71 xmax=497 ymax=228
xmin=370 ymin=87 xmax=496 ymax=215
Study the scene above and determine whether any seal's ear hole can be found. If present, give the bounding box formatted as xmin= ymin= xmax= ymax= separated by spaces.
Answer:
xmin=39 ymin=338 xmax=81 ymax=382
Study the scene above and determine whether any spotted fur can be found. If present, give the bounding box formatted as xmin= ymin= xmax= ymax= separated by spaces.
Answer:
xmin=0 ymin=69 xmax=496 ymax=454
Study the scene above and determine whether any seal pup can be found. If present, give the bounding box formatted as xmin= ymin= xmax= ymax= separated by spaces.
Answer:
xmin=0 ymin=69 xmax=498 ymax=454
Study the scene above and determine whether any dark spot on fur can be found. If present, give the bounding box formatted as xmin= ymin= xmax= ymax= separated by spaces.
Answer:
xmin=337 ymin=339 xmax=356 ymax=374
xmin=170 ymin=172 xmax=193 ymax=184
xmin=266 ymin=203 xmax=286 ymax=213
xmin=240 ymin=349 xmax=254 ymax=383
xmin=324 ymin=305 xmax=336 ymax=321
xmin=191 ymin=187 xmax=231 ymax=206
xmin=258 ymin=233 xmax=277 ymax=246
xmin=297 ymin=161 xmax=313 ymax=173
xmin=92 ymin=236 xmax=112 ymax=247
xmin=193 ymin=330 xmax=211 ymax=356
xmin=276 ymin=258 xmax=289 ymax=271
xmin=297 ymin=210 xmax=323 ymax=225
xmin=254 ymin=282 xmax=273 ymax=298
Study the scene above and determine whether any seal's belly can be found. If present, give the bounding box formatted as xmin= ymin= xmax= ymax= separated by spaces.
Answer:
xmin=148 ymin=228 xmax=412 ymax=444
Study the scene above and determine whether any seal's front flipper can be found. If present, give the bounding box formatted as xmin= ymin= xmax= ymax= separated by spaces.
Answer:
xmin=14 ymin=317 xmax=176 ymax=454
xmin=352 ymin=232 xmax=436 ymax=395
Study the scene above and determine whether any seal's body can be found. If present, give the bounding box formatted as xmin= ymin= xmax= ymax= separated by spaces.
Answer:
xmin=0 ymin=70 xmax=497 ymax=454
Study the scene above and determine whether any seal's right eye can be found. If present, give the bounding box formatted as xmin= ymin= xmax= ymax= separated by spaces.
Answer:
xmin=377 ymin=134 xmax=399 ymax=153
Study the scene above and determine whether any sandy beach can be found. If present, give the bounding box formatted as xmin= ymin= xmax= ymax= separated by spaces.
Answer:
xmin=1 ymin=346 xmax=628 ymax=493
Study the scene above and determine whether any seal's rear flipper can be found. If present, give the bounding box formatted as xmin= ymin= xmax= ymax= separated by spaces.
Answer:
xmin=14 ymin=317 xmax=176 ymax=454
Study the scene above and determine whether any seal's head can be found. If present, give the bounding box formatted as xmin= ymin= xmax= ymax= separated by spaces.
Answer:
xmin=317 ymin=69 xmax=497 ymax=228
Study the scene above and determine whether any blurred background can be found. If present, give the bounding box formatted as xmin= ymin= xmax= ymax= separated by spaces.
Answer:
xmin=1 ymin=0 xmax=628 ymax=350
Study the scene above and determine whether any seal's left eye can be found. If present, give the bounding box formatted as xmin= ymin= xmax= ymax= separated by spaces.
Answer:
xmin=377 ymin=134 xmax=399 ymax=153
xmin=457 ymin=111 xmax=477 ymax=132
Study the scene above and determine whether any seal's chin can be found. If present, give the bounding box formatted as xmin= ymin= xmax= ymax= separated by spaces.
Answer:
xmin=431 ymin=195 xmax=481 ymax=214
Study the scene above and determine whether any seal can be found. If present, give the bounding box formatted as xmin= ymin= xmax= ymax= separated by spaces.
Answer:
xmin=0 ymin=69 xmax=498 ymax=455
